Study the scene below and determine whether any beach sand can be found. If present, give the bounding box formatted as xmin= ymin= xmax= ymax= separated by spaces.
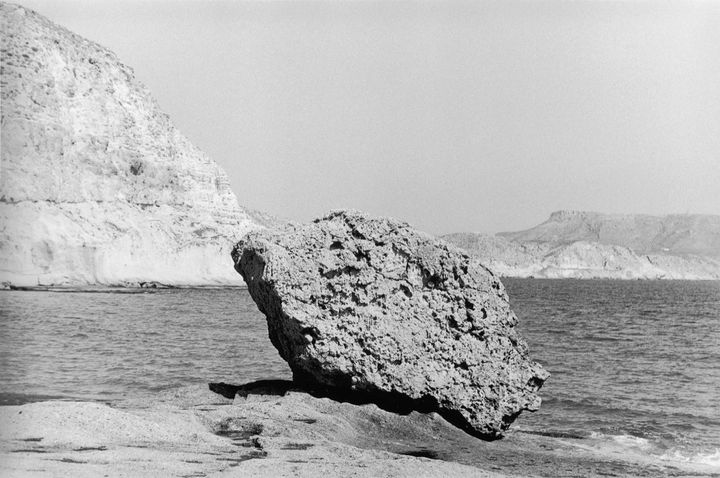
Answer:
xmin=0 ymin=384 xmax=505 ymax=478
xmin=2 ymin=382 xmax=711 ymax=477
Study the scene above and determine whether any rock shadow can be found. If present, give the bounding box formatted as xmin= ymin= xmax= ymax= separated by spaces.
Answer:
xmin=209 ymin=380 xmax=294 ymax=400
xmin=208 ymin=379 xmax=499 ymax=441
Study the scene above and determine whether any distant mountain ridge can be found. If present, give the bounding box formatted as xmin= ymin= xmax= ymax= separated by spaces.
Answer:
xmin=500 ymin=210 xmax=720 ymax=257
xmin=443 ymin=212 xmax=720 ymax=280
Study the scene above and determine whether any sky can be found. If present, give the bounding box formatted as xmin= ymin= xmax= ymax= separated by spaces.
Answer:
xmin=14 ymin=0 xmax=720 ymax=235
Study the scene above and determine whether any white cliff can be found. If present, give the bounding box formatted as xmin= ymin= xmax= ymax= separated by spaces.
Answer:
xmin=0 ymin=3 xmax=264 ymax=287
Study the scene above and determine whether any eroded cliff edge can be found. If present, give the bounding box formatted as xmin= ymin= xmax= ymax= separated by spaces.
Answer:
xmin=0 ymin=3 xmax=265 ymax=287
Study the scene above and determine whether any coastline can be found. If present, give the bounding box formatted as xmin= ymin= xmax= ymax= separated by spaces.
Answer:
xmin=2 ymin=276 xmax=718 ymax=293
xmin=1 ymin=284 xmax=249 ymax=292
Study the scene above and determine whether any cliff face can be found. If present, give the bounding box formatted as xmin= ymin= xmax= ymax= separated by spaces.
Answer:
xmin=444 ymin=212 xmax=720 ymax=280
xmin=0 ymin=3 xmax=262 ymax=286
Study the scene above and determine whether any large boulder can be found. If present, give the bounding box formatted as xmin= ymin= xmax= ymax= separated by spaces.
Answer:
xmin=232 ymin=210 xmax=548 ymax=438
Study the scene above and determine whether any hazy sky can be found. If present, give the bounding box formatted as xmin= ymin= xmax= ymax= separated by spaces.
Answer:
xmin=14 ymin=0 xmax=720 ymax=234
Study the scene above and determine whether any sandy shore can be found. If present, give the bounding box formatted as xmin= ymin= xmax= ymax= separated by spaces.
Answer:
xmin=3 ymin=383 xmax=712 ymax=477
xmin=0 ymin=384 xmax=507 ymax=478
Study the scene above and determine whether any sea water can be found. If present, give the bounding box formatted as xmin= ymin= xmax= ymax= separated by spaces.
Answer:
xmin=1 ymin=279 xmax=718 ymax=476
xmin=507 ymin=279 xmax=720 ymax=476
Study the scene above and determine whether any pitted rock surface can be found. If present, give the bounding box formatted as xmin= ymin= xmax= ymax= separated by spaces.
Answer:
xmin=232 ymin=210 xmax=548 ymax=438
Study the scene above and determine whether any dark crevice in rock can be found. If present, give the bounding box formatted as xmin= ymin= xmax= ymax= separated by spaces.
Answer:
xmin=321 ymin=265 xmax=360 ymax=279
xmin=500 ymin=410 xmax=523 ymax=428
xmin=526 ymin=376 xmax=544 ymax=389
xmin=399 ymin=283 xmax=413 ymax=298
xmin=421 ymin=270 xmax=444 ymax=290
xmin=300 ymin=326 xmax=320 ymax=344
xmin=353 ymin=248 xmax=371 ymax=264
xmin=129 ymin=159 xmax=144 ymax=175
